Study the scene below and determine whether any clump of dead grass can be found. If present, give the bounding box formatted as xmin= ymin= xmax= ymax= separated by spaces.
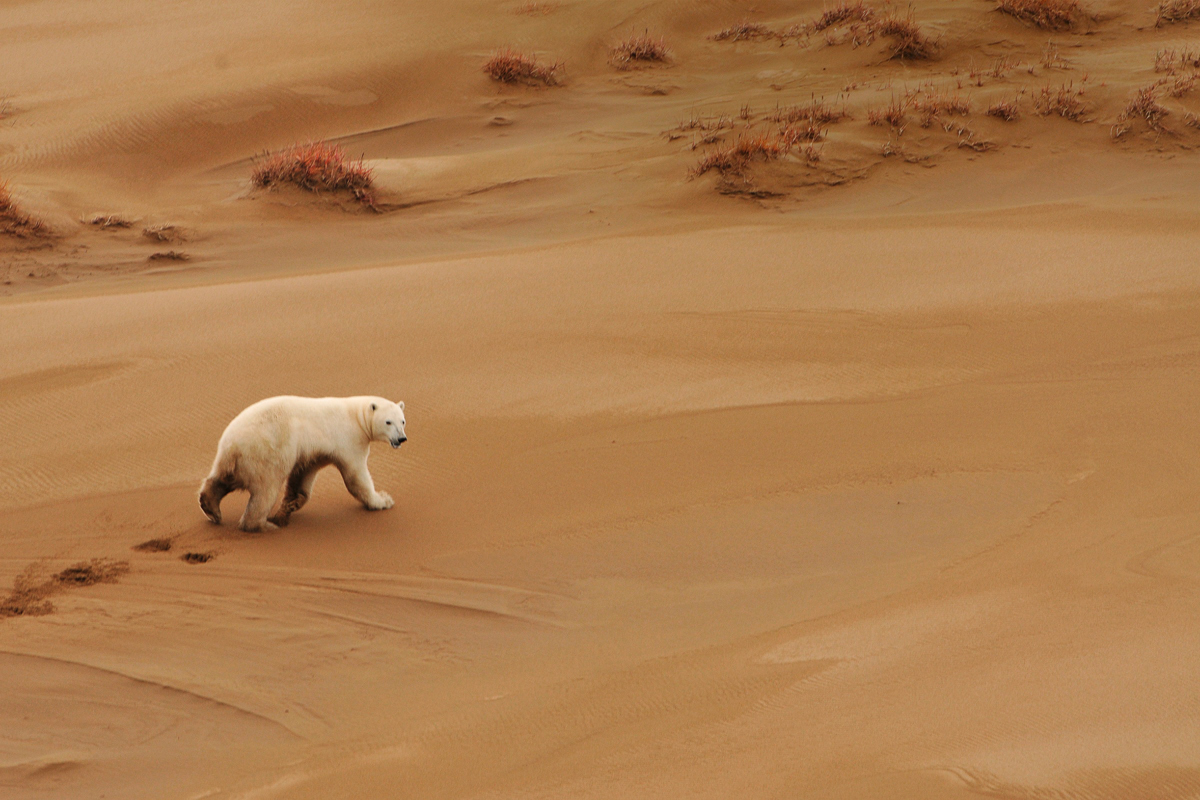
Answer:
xmin=691 ymin=131 xmax=789 ymax=176
xmin=611 ymin=31 xmax=671 ymax=68
xmin=710 ymin=21 xmax=773 ymax=41
xmin=1155 ymin=46 xmax=1200 ymax=73
xmin=1033 ymin=81 xmax=1088 ymax=120
xmin=1112 ymin=84 xmax=1171 ymax=138
xmin=868 ymin=96 xmax=911 ymax=132
xmin=767 ymin=97 xmax=851 ymax=126
xmin=483 ymin=48 xmax=563 ymax=86
xmin=996 ymin=0 xmax=1082 ymax=31
xmin=871 ymin=11 xmax=936 ymax=59
xmin=143 ymin=224 xmax=185 ymax=243
xmin=252 ymin=141 xmax=375 ymax=205
xmin=1157 ymin=0 xmax=1200 ymax=25
xmin=0 ymin=559 xmax=130 ymax=618
xmin=809 ymin=1 xmax=876 ymax=32
xmin=86 ymin=214 xmax=132 ymax=229
xmin=911 ymin=92 xmax=970 ymax=126
xmin=0 ymin=183 xmax=49 ymax=238
xmin=986 ymin=98 xmax=1021 ymax=120
xmin=182 ymin=552 xmax=215 ymax=564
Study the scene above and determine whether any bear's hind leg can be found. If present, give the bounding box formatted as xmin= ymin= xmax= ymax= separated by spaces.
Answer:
xmin=269 ymin=459 xmax=326 ymax=527
xmin=198 ymin=475 xmax=237 ymax=525
xmin=239 ymin=479 xmax=283 ymax=533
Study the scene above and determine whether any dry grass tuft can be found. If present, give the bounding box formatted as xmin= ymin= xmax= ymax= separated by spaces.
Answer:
xmin=872 ymin=12 xmax=936 ymax=59
xmin=1113 ymin=85 xmax=1171 ymax=137
xmin=1155 ymin=46 xmax=1200 ymax=73
xmin=483 ymin=48 xmax=563 ymax=85
xmin=0 ymin=183 xmax=49 ymax=238
xmin=1033 ymin=81 xmax=1087 ymax=120
xmin=809 ymin=1 xmax=876 ymax=31
xmin=182 ymin=552 xmax=215 ymax=564
xmin=778 ymin=120 xmax=828 ymax=144
xmin=1157 ymin=0 xmax=1200 ymax=25
xmin=143 ymin=224 xmax=185 ymax=243
xmin=711 ymin=21 xmax=773 ymax=41
xmin=912 ymin=92 xmax=970 ymax=126
xmin=691 ymin=131 xmax=789 ymax=176
xmin=868 ymin=96 xmax=910 ymax=131
xmin=767 ymin=97 xmax=851 ymax=126
xmin=997 ymin=0 xmax=1082 ymax=31
xmin=148 ymin=250 xmax=189 ymax=261
xmin=252 ymin=141 xmax=375 ymax=204
xmin=611 ymin=32 xmax=671 ymax=68
xmin=86 ymin=214 xmax=132 ymax=229
xmin=986 ymin=99 xmax=1021 ymax=120
xmin=1168 ymin=72 xmax=1196 ymax=96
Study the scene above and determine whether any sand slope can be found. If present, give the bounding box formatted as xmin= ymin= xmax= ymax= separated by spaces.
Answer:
xmin=4 ymin=1 xmax=1200 ymax=798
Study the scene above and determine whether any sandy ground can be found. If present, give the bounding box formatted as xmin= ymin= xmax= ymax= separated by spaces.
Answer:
xmin=4 ymin=1 xmax=1200 ymax=798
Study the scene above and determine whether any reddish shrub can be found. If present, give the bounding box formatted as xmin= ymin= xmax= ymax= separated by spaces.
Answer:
xmin=692 ymin=132 xmax=789 ymax=176
xmin=251 ymin=142 xmax=375 ymax=204
xmin=612 ymin=32 xmax=670 ymax=68
xmin=997 ymin=0 xmax=1082 ymax=31
xmin=711 ymin=21 xmax=772 ymax=41
xmin=0 ymin=183 xmax=49 ymax=238
xmin=483 ymin=49 xmax=563 ymax=85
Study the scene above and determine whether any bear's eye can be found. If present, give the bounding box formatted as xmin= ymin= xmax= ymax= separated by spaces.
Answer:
xmin=386 ymin=421 xmax=392 ymax=425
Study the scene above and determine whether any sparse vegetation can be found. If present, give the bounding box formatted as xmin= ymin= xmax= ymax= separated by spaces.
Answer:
xmin=143 ymin=224 xmax=185 ymax=243
xmin=86 ymin=214 xmax=132 ymax=229
xmin=872 ymin=12 xmax=936 ymax=60
xmin=611 ymin=32 xmax=670 ymax=69
xmin=1156 ymin=0 xmax=1200 ymax=25
xmin=1033 ymin=81 xmax=1087 ymax=120
xmin=1112 ymin=85 xmax=1171 ymax=138
xmin=0 ymin=183 xmax=49 ymax=238
xmin=987 ymin=99 xmax=1021 ymax=120
xmin=767 ymin=98 xmax=851 ymax=126
xmin=809 ymin=1 xmax=876 ymax=32
xmin=1041 ymin=40 xmax=1069 ymax=69
xmin=868 ymin=96 xmax=910 ymax=132
xmin=997 ymin=0 xmax=1082 ymax=31
xmin=691 ymin=131 xmax=790 ymax=176
xmin=1155 ymin=46 xmax=1200 ymax=73
xmin=182 ymin=552 xmax=215 ymax=564
xmin=710 ymin=21 xmax=772 ymax=41
xmin=483 ymin=48 xmax=563 ymax=86
xmin=251 ymin=141 xmax=375 ymax=204
xmin=912 ymin=92 xmax=970 ymax=127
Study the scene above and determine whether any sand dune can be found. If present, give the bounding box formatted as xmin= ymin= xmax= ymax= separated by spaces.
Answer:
xmin=4 ymin=1 xmax=1200 ymax=798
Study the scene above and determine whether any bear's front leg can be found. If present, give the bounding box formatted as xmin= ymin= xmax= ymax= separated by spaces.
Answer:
xmin=338 ymin=457 xmax=394 ymax=511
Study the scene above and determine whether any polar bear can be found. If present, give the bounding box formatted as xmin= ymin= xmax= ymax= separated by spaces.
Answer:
xmin=198 ymin=395 xmax=407 ymax=532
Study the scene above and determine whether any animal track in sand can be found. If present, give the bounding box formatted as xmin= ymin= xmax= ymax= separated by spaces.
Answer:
xmin=0 ymin=558 xmax=130 ymax=619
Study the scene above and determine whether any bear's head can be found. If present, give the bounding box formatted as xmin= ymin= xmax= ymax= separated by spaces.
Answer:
xmin=369 ymin=399 xmax=407 ymax=448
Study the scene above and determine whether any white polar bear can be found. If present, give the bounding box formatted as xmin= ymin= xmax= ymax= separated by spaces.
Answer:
xmin=198 ymin=395 xmax=407 ymax=532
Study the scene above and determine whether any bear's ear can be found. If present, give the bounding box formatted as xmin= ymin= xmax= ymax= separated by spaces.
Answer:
xmin=370 ymin=403 xmax=376 ymax=411
xmin=398 ymin=401 xmax=405 ymax=410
